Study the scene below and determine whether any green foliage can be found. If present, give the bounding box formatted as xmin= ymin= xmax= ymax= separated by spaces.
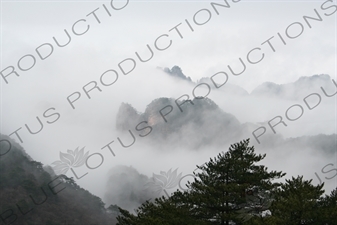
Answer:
xmin=319 ymin=187 xmax=337 ymax=224
xmin=185 ymin=139 xmax=285 ymax=224
xmin=117 ymin=194 xmax=208 ymax=225
xmin=117 ymin=139 xmax=337 ymax=225
xmin=117 ymin=139 xmax=285 ymax=225
xmin=2 ymin=134 xmax=336 ymax=225
xmin=0 ymin=134 xmax=117 ymax=225
xmin=268 ymin=176 xmax=325 ymax=225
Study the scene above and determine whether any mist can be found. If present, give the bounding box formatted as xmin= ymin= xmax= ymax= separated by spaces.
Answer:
xmin=1 ymin=0 xmax=336 ymax=216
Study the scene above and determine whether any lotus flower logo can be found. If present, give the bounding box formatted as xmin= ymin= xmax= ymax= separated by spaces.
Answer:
xmin=51 ymin=147 xmax=89 ymax=175
xmin=145 ymin=168 xmax=182 ymax=197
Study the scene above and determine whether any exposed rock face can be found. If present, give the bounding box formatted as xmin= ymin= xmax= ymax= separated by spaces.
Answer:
xmin=116 ymin=103 xmax=141 ymax=131
xmin=116 ymin=97 xmax=243 ymax=149
xmin=115 ymin=71 xmax=336 ymax=151
xmin=163 ymin=66 xmax=192 ymax=82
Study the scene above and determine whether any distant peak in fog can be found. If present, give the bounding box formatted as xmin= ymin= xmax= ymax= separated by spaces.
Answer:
xmin=296 ymin=74 xmax=331 ymax=83
xmin=294 ymin=74 xmax=332 ymax=88
xmin=251 ymin=74 xmax=332 ymax=100
xmin=104 ymin=165 xmax=156 ymax=212
xmin=197 ymin=77 xmax=249 ymax=96
xmin=159 ymin=66 xmax=331 ymax=100
xmin=116 ymin=97 xmax=243 ymax=149
xmin=160 ymin=65 xmax=249 ymax=96
xmin=116 ymin=103 xmax=140 ymax=131
xmin=162 ymin=65 xmax=192 ymax=82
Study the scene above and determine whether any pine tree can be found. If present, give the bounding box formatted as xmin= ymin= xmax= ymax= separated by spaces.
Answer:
xmin=269 ymin=175 xmax=325 ymax=225
xmin=184 ymin=139 xmax=285 ymax=225
xmin=117 ymin=193 xmax=207 ymax=225
xmin=319 ymin=187 xmax=337 ymax=225
xmin=117 ymin=139 xmax=285 ymax=225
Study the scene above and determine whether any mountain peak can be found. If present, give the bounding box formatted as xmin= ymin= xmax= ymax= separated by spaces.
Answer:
xmin=116 ymin=103 xmax=140 ymax=130
xmin=163 ymin=66 xmax=192 ymax=82
xmin=251 ymin=74 xmax=333 ymax=99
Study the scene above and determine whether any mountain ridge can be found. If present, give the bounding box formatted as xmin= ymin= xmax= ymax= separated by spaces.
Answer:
xmin=161 ymin=66 xmax=333 ymax=100
xmin=0 ymin=134 xmax=118 ymax=225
